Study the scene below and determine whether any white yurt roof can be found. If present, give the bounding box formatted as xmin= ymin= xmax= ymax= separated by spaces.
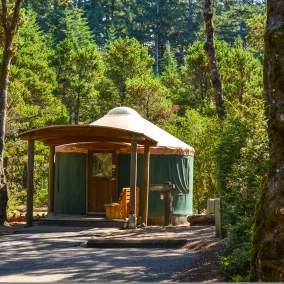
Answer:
xmin=90 ymin=107 xmax=194 ymax=155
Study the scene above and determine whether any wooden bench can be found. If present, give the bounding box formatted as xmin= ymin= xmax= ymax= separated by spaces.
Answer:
xmin=105 ymin=187 xmax=139 ymax=220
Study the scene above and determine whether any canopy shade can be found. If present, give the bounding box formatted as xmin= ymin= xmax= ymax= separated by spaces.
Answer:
xmin=19 ymin=125 xmax=157 ymax=146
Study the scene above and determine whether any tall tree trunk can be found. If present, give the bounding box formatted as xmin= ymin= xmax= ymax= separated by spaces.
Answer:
xmin=74 ymin=92 xmax=80 ymax=125
xmin=0 ymin=0 xmax=23 ymax=225
xmin=188 ymin=0 xmax=193 ymax=24
xmin=155 ymin=0 xmax=160 ymax=74
xmin=250 ymin=1 xmax=284 ymax=281
xmin=239 ymin=21 xmax=246 ymax=47
xmin=188 ymin=0 xmax=194 ymax=42
xmin=111 ymin=0 xmax=115 ymax=19
xmin=203 ymin=0 xmax=225 ymax=120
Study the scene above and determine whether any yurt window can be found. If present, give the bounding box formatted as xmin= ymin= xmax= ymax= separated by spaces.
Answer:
xmin=92 ymin=153 xmax=112 ymax=177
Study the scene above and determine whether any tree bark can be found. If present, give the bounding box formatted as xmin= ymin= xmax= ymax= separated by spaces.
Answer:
xmin=0 ymin=0 xmax=23 ymax=225
xmin=188 ymin=0 xmax=194 ymax=42
xmin=155 ymin=0 xmax=160 ymax=74
xmin=111 ymin=0 xmax=115 ymax=19
xmin=203 ymin=0 xmax=225 ymax=120
xmin=250 ymin=0 xmax=284 ymax=281
xmin=74 ymin=91 xmax=80 ymax=124
xmin=0 ymin=183 xmax=7 ymax=224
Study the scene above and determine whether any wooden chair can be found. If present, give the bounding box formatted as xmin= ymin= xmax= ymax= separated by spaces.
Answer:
xmin=105 ymin=187 xmax=139 ymax=220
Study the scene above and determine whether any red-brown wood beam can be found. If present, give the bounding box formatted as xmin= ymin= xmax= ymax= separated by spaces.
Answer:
xmin=129 ymin=137 xmax=137 ymax=229
xmin=48 ymin=145 xmax=55 ymax=215
xmin=26 ymin=139 xmax=34 ymax=226
xmin=142 ymin=144 xmax=150 ymax=225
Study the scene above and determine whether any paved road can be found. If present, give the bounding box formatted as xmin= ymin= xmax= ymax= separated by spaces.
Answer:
xmin=0 ymin=226 xmax=198 ymax=282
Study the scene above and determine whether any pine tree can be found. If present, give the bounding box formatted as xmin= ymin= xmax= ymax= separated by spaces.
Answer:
xmin=160 ymin=42 xmax=182 ymax=104
xmin=5 ymin=9 xmax=68 ymax=217
xmin=126 ymin=74 xmax=172 ymax=122
xmin=8 ymin=9 xmax=67 ymax=130
xmin=105 ymin=37 xmax=154 ymax=105
xmin=55 ymin=8 xmax=104 ymax=124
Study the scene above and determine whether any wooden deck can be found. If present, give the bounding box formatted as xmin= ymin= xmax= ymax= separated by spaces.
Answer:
xmin=37 ymin=215 xmax=127 ymax=228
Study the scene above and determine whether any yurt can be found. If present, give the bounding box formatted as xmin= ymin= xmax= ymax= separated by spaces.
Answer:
xmin=52 ymin=107 xmax=194 ymax=225
xmin=20 ymin=107 xmax=194 ymax=225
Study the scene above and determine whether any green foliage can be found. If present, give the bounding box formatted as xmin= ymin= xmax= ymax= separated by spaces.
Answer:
xmin=181 ymin=41 xmax=213 ymax=113
xmin=216 ymin=114 xmax=268 ymax=280
xmin=182 ymin=39 xmax=263 ymax=116
xmin=246 ymin=13 xmax=266 ymax=54
xmin=161 ymin=42 xmax=183 ymax=104
xmin=215 ymin=4 xmax=265 ymax=45
xmin=55 ymin=8 xmax=105 ymax=123
xmin=26 ymin=0 xmax=265 ymax=67
xmin=57 ymin=7 xmax=94 ymax=47
xmin=9 ymin=10 xmax=67 ymax=129
xmin=105 ymin=37 xmax=154 ymax=104
xmin=215 ymin=92 xmax=268 ymax=280
xmin=6 ymin=10 xmax=68 ymax=211
xmin=126 ymin=74 xmax=172 ymax=123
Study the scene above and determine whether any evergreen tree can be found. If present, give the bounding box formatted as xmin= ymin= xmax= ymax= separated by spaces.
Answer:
xmin=105 ymin=37 xmax=154 ymax=105
xmin=182 ymin=41 xmax=213 ymax=113
xmin=215 ymin=3 xmax=265 ymax=45
xmin=246 ymin=12 xmax=265 ymax=54
xmin=6 ymin=10 xmax=68 ymax=211
xmin=182 ymin=39 xmax=262 ymax=116
xmin=126 ymin=74 xmax=172 ymax=122
xmin=9 ymin=10 xmax=67 ymax=131
xmin=55 ymin=8 xmax=104 ymax=123
xmin=24 ymin=0 xmax=68 ymax=42
xmin=160 ymin=42 xmax=183 ymax=104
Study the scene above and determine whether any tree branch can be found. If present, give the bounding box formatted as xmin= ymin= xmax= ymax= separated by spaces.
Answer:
xmin=1 ymin=0 xmax=9 ymax=34
xmin=10 ymin=0 xmax=23 ymax=33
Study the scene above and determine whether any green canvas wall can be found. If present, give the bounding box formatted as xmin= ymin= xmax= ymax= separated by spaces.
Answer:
xmin=118 ymin=154 xmax=194 ymax=217
xmin=53 ymin=152 xmax=193 ymax=217
xmin=54 ymin=153 xmax=86 ymax=214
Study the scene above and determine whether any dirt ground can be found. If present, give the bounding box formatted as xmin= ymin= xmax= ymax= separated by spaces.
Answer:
xmin=175 ymin=236 xmax=224 ymax=282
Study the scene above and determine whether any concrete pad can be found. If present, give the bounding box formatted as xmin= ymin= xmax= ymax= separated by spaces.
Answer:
xmin=0 ymin=225 xmax=14 ymax=236
xmin=0 ymin=225 xmax=216 ymax=282
xmin=82 ymin=238 xmax=188 ymax=248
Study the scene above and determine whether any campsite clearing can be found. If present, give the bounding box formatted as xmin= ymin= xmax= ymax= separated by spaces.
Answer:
xmin=0 ymin=225 xmax=222 ymax=282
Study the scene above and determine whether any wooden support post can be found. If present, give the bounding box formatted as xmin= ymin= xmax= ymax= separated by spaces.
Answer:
xmin=164 ymin=191 xmax=172 ymax=226
xmin=48 ymin=145 xmax=55 ymax=215
xmin=142 ymin=144 xmax=150 ymax=225
xmin=215 ymin=198 xmax=222 ymax=237
xmin=26 ymin=140 xmax=35 ymax=227
xmin=129 ymin=137 xmax=137 ymax=229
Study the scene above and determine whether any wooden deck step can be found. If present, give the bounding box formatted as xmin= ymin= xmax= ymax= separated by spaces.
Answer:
xmin=37 ymin=216 xmax=127 ymax=228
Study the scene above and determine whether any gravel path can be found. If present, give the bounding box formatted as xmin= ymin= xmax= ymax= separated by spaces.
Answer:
xmin=0 ymin=226 xmax=203 ymax=282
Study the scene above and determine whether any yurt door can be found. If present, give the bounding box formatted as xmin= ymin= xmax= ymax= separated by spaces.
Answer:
xmin=87 ymin=151 xmax=117 ymax=214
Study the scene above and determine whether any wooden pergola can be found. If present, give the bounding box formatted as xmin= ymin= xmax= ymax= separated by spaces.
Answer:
xmin=19 ymin=125 xmax=157 ymax=228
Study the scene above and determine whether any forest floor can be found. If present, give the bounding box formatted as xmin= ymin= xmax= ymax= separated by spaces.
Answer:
xmin=0 ymin=225 xmax=223 ymax=282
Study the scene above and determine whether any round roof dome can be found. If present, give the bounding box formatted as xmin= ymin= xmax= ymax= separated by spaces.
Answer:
xmin=107 ymin=107 xmax=139 ymax=116
xmin=90 ymin=106 xmax=194 ymax=155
